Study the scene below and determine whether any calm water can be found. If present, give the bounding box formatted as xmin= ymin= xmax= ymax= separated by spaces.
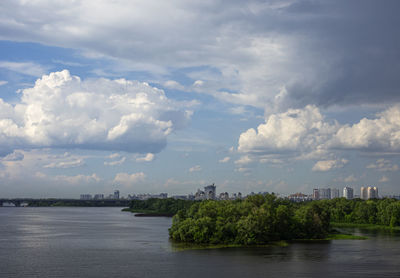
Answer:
xmin=1 ymin=207 xmax=400 ymax=278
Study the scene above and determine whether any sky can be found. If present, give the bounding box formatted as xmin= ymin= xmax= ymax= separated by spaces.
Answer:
xmin=0 ymin=0 xmax=400 ymax=198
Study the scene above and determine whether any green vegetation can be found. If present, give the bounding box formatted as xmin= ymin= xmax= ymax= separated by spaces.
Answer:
xmin=124 ymin=198 xmax=194 ymax=216
xmin=323 ymin=197 xmax=400 ymax=228
xmin=169 ymin=194 xmax=332 ymax=245
xmin=168 ymin=196 xmax=400 ymax=245
xmin=123 ymin=195 xmax=400 ymax=246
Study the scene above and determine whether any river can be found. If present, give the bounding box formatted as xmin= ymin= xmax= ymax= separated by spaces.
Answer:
xmin=0 ymin=207 xmax=399 ymax=277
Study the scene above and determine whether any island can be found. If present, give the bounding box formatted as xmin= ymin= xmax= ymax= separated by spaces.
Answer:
xmin=167 ymin=194 xmax=400 ymax=245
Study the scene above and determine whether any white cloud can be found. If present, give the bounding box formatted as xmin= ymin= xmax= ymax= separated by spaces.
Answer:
xmin=0 ymin=70 xmax=192 ymax=155
xmin=219 ymin=156 xmax=230 ymax=163
xmin=333 ymin=106 xmax=400 ymax=151
xmin=344 ymin=175 xmax=358 ymax=183
xmin=104 ymin=156 xmax=126 ymax=166
xmin=238 ymin=105 xmax=400 ymax=162
xmin=54 ymin=173 xmax=101 ymax=184
xmin=163 ymin=80 xmax=185 ymax=91
xmin=1 ymin=151 xmax=24 ymax=161
xmin=312 ymin=159 xmax=348 ymax=172
xmin=44 ymin=158 xmax=84 ymax=169
xmin=193 ymin=80 xmax=204 ymax=87
xmin=189 ymin=165 xmax=202 ymax=172
xmin=136 ymin=153 xmax=155 ymax=162
xmin=0 ymin=81 xmax=8 ymax=86
xmin=0 ymin=61 xmax=47 ymax=77
xmin=108 ymin=153 xmax=121 ymax=159
xmin=238 ymin=105 xmax=336 ymax=155
xmin=114 ymin=172 xmax=146 ymax=186
xmin=366 ymin=159 xmax=399 ymax=172
xmin=379 ymin=175 xmax=389 ymax=183
xmin=235 ymin=155 xmax=252 ymax=165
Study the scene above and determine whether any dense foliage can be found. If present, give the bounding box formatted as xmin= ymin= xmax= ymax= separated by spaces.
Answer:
xmin=324 ymin=198 xmax=400 ymax=227
xmin=169 ymin=194 xmax=331 ymax=245
xmin=128 ymin=198 xmax=194 ymax=215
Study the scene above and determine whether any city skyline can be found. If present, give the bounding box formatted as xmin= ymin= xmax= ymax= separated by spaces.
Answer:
xmin=1 ymin=1 xmax=400 ymax=198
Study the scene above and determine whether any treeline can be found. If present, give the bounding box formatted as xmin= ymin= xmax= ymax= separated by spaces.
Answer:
xmin=323 ymin=198 xmax=400 ymax=227
xmin=27 ymin=199 xmax=130 ymax=207
xmin=168 ymin=196 xmax=400 ymax=245
xmin=169 ymin=194 xmax=331 ymax=245
xmin=127 ymin=198 xmax=194 ymax=215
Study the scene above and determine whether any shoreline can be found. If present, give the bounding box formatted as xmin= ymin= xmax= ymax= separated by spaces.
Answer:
xmin=170 ymin=234 xmax=367 ymax=251
xmin=331 ymin=222 xmax=400 ymax=231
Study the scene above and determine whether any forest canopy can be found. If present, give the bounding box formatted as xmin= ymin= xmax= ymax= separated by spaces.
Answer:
xmin=168 ymin=195 xmax=400 ymax=245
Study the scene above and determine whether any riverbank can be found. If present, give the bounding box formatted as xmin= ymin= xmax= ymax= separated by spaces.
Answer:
xmin=171 ymin=233 xmax=367 ymax=251
xmin=121 ymin=207 xmax=174 ymax=217
xmin=331 ymin=222 xmax=400 ymax=231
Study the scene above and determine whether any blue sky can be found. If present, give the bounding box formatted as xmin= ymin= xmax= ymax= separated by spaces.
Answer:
xmin=0 ymin=0 xmax=400 ymax=198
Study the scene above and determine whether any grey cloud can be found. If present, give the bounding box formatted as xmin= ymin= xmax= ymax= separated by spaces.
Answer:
xmin=0 ymin=1 xmax=399 ymax=109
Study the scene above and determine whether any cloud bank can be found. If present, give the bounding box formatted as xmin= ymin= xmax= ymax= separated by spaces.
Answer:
xmin=1 ymin=1 xmax=399 ymax=109
xmin=238 ymin=105 xmax=400 ymax=162
xmin=0 ymin=70 xmax=192 ymax=155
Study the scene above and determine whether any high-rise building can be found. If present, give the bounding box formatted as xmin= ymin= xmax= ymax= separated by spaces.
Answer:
xmin=361 ymin=186 xmax=378 ymax=200
xmin=94 ymin=194 xmax=104 ymax=200
xmin=80 ymin=194 xmax=92 ymax=200
xmin=114 ymin=190 xmax=120 ymax=200
xmin=319 ymin=188 xmax=331 ymax=200
xmin=343 ymin=187 xmax=354 ymax=199
xmin=204 ymin=184 xmax=216 ymax=200
xmin=360 ymin=186 xmax=368 ymax=200
xmin=313 ymin=189 xmax=320 ymax=200
xmin=331 ymin=188 xmax=340 ymax=199
xmin=367 ymin=186 xmax=378 ymax=199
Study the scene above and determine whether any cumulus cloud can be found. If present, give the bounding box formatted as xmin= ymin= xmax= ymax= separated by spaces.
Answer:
xmin=0 ymin=81 xmax=8 ymax=86
xmin=0 ymin=70 xmax=192 ymax=155
xmin=238 ymin=105 xmax=400 ymax=161
xmin=114 ymin=172 xmax=146 ymax=186
xmin=333 ymin=106 xmax=400 ymax=151
xmin=189 ymin=165 xmax=202 ymax=172
xmin=219 ymin=156 xmax=230 ymax=163
xmin=366 ymin=159 xmax=399 ymax=172
xmin=238 ymin=105 xmax=336 ymax=155
xmin=312 ymin=159 xmax=348 ymax=172
xmin=136 ymin=153 xmax=155 ymax=162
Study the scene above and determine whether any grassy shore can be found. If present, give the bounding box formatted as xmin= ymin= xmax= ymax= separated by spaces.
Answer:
xmin=170 ymin=234 xmax=366 ymax=251
xmin=331 ymin=222 xmax=400 ymax=231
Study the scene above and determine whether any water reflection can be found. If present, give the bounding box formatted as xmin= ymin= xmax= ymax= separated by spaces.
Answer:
xmin=1 ymin=207 xmax=400 ymax=278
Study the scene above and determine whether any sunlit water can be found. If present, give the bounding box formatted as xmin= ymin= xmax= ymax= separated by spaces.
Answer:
xmin=1 ymin=207 xmax=399 ymax=277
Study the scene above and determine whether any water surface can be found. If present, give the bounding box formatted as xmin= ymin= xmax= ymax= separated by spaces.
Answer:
xmin=1 ymin=207 xmax=399 ymax=277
